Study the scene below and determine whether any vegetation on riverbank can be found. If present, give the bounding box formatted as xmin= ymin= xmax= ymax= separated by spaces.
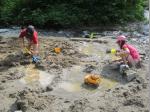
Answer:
xmin=0 ymin=0 xmax=147 ymax=28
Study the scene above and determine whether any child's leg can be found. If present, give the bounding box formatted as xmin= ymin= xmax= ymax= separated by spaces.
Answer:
xmin=122 ymin=56 xmax=128 ymax=65
xmin=127 ymin=55 xmax=136 ymax=68
xmin=32 ymin=44 xmax=39 ymax=56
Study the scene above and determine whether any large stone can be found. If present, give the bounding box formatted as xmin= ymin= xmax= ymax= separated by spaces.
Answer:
xmin=20 ymin=60 xmax=31 ymax=65
xmin=126 ymin=70 xmax=137 ymax=82
xmin=35 ymin=62 xmax=47 ymax=71
xmin=46 ymin=85 xmax=53 ymax=92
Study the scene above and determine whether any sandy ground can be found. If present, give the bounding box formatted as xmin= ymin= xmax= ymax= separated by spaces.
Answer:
xmin=0 ymin=31 xmax=149 ymax=112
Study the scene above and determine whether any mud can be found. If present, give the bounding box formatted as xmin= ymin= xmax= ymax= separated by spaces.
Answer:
xmin=0 ymin=22 xmax=149 ymax=112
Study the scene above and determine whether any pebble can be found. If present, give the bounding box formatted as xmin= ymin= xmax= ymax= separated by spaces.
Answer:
xmin=123 ymin=92 xmax=130 ymax=97
xmin=9 ymin=93 xmax=17 ymax=98
xmin=46 ymin=86 xmax=53 ymax=92
xmin=1 ymin=80 xmax=6 ymax=83
xmin=64 ymin=100 xmax=70 ymax=103
xmin=0 ymin=85 xmax=5 ymax=90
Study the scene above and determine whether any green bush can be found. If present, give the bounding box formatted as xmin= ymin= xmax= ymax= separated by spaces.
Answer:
xmin=0 ymin=0 xmax=145 ymax=28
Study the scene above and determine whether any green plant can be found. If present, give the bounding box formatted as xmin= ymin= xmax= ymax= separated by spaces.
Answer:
xmin=0 ymin=0 xmax=145 ymax=28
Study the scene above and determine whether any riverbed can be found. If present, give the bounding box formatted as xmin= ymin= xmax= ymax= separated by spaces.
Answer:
xmin=0 ymin=10 xmax=149 ymax=112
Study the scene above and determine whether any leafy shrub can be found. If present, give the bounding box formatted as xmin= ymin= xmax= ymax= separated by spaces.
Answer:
xmin=0 ymin=0 xmax=145 ymax=28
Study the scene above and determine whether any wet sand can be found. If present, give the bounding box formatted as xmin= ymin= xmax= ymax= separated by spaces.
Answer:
xmin=0 ymin=34 xmax=149 ymax=112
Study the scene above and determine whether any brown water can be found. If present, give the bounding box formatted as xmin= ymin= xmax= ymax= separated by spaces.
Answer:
xmin=20 ymin=64 xmax=54 ymax=88
xmin=78 ymin=42 xmax=105 ymax=57
xmin=58 ymin=65 xmax=118 ymax=93
xmin=59 ymin=82 xmax=81 ymax=92
xmin=20 ymin=41 xmax=118 ymax=92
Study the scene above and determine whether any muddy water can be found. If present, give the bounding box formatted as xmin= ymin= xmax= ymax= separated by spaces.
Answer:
xmin=78 ymin=42 xmax=105 ymax=58
xmin=15 ymin=40 xmax=119 ymax=95
xmin=20 ymin=64 xmax=54 ymax=88
xmin=57 ymin=66 xmax=118 ymax=94
xmin=58 ymin=65 xmax=84 ymax=92
xmin=59 ymin=82 xmax=81 ymax=92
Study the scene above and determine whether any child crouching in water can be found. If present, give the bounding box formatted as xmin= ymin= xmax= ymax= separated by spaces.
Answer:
xmin=115 ymin=35 xmax=141 ymax=68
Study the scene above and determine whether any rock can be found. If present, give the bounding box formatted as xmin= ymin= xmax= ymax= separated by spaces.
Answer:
xmin=7 ymin=72 xmax=25 ymax=80
xmin=9 ymin=93 xmax=17 ymax=98
xmin=0 ymin=50 xmax=7 ymax=53
xmin=20 ymin=59 xmax=31 ymax=65
xmin=131 ymin=88 xmax=138 ymax=93
xmin=69 ymin=50 xmax=76 ymax=54
xmin=106 ymin=89 xmax=111 ymax=92
xmin=115 ymin=87 xmax=120 ymax=90
xmin=144 ymin=110 xmax=149 ymax=112
xmin=137 ymin=85 xmax=142 ymax=90
xmin=3 ymin=61 xmax=14 ymax=67
xmin=83 ymin=64 xmax=96 ymax=73
xmin=134 ymin=77 xmax=144 ymax=84
xmin=16 ymin=100 xmax=28 ymax=112
xmin=0 ymin=29 xmax=9 ymax=33
xmin=82 ymin=31 xmax=90 ymax=38
xmin=50 ymin=63 xmax=60 ymax=69
xmin=46 ymin=85 xmax=53 ymax=92
xmin=12 ymin=62 xmax=20 ymax=66
xmin=35 ymin=62 xmax=47 ymax=71
xmin=123 ymin=92 xmax=130 ymax=98
xmin=103 ymin=40 xmax=108 ymax=44
xmin=126 ymin=70 xmax=137 ymax=82
xmin=123 ymin=98 xmax=145 ymax=108
xmin=142 ymin=83 xmax=147 ymax=89
xmin=64 ymin=100 xmax=70 ymax=103
xmin=1 ymin=79 xmax=6 ymax=83
xmin=0 ymin=85 xmax=5 ymax=90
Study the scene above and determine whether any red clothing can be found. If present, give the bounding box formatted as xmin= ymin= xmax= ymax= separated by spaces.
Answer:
xmin=19 ymin=29 xmax=38 ymax=44
xmin=122 ymin=44 xmax=140 ymax=61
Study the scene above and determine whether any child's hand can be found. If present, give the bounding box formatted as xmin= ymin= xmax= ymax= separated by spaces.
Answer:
xmin=115 ymin=52 xmax=119 ymax=56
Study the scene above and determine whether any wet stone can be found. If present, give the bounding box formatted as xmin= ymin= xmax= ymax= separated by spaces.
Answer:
xmin=123 ymin=99 xmax=145 ymax=108
xmin=126 ymin=70 xmax=137 ymax=82
xmin=64 ymin=100 xmax=70 ymax=103
xmin=0 ymin=85 xmax=5 ymax=90
xmin=123 ymin=91 xmax=130 ymax=98
xmin=7 ymin=72 xmax=25 ymax=80
xmin=83 ymin=64 xmax=96 ymax=73
xmin=136 ymin=85 xmax=142 ymax=91
xmin=142 ymin=83 xmax=147 ymax=89
xmin=1 ymin=79 xmax=6 ymax=83
xmin=46 ymin=86 xmax=53 ymax=92
xmin=134 ymin=77 xmax=144 ymax=84
xmin=16 ymin=100 xmax=28 ymax=112
xmin=20 ymin=60 xmax=31 ymax=65
xmin=35 ymin=62 xmax=47 ymax=71
xmin=9 ymin=93 xmax=17 ymax=98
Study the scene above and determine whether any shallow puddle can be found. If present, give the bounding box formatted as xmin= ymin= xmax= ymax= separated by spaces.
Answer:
xmin=58 ymin=65 xmax=118 ymax=93
xmin=79 ymin=42 xmax=105 ymax=57
xmin=58 ymin=65 xmax=84 ymax=92
xmin=20 ymin=64 xmax=54 ymax=88
xmin=59 ymin=82 xmax=81 ymax=92
xmin=100 ymin=78 xmax=118 ymax=89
